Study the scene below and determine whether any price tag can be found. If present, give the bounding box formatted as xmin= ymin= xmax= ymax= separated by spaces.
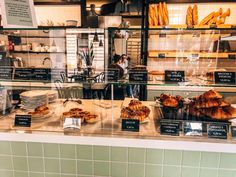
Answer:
xmin=63 ymin=118 xmax=81 ymax=130
xmin=160 ymin=121 xmax=180 ymax=136
xmin=210 ymin=24 xmax=217 ymax=29
xmin=214 ymin=72 xmax=236 ymax=85
xmin=159 ymin=33 xmax=166 ymax=38
xmin=191 ymin=53 xmax=199 ymax=58
xmin=14 ymin=68 xmax=33 ymax=80
xmin=158 ymin=53 xmax=166 ymax=58
xmin=122 ymin=119 xmax=140 ymax=132
xmin=106 ymin=68 xmax=119 ymax=81
xmin=183 ymin=121 xmax=203 ymax=136
xmin=165 ymin=70 xmax=185 ymax=83
xmin=0 ymin=67 xmax=13 ymax=80
xmin=228 ymin=54 xmax=236 ymax=60
xmin=14 ymin=115 xmax=31 ymax=127
xmin=32 ymin=68 xmax=51 ymax=81
xmin=208 ymin=123 xmax=228 ymax=139
xmin=129 ymin=70 xmax=148 ymax=83
xmin=231 ymin=126 xmax=236 ymax=139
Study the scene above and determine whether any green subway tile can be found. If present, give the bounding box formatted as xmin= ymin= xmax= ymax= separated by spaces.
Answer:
xmin=164 ymin=150 xmax=182 ymax=166
xmin=218 ymin=169 xmax=236 ymax=177
xmin=145 ymin=164 xmax=162 ymax=177
xmin=199 ymin=168 xmax=218 ymax=177
xmin=0 ymin=156 xmax=13 ymax=170
xmin=13 ymin=157 xmax=28 ymax=171
xmin=60 ymin=144 xmax=76 ymax=159
xmin=111 ymin=162 xmax=127 ymax=177
xmin=43 ymin=143 xmax=59 ymax=158
xmin=44 ymin=158 xmax=60 ymax=173
xmin=200 ymin=152 xmax=220 ymax=168
xmin=182 ymin=151 xmax=200 ymax=167
xmin=94 ymin=146 xmax=109 ymax=161
xmin=29 ymin=172 xmax=44 ymax=177
xmin=111 ymin=147 xmax=128 ymax=162
xmin=77 ymin=160 xmax=93 ymax=175
xmin=0 ymin=170 xmax=14 ymax=177
xmin=61 ymin=175 xmax=77 ymax=177
xmin=28 ymin=157 xmax=44 ymax=172
xmin=128 ymin=163 xmax=144 ymax=177
xmin=163 ymin=166 xmax=181 ymax=177
xmin=77 ymin=175 xmax=93 ymax=177
xmin=11 ymin=142 xmax=27 ymax=156
xmin=60 ymin=159 xmax=76 ymax=174
xmin=128 ymin=147 xmax=145 ymax=163
xmin=0 ymin=141 xmax=11 ymax=155
xmin=76 ymin=145 xmax=93 ymax=160
xmin=181 ymin=167 xmax=199 ymax=177
xmin=146 ymin=149 xmax=163 ymax=164
xmin=27 ymin=142 xmax=43 ymax=157
xmin=220 ymin=153 xmax=236 ymax=169
xmin=94 ymin=161 xmax=110 ymax=176
xmin=45 ymin=174 xmax=59 ymax=177
xmin=14 ymin=171 xmax=28 ymax=177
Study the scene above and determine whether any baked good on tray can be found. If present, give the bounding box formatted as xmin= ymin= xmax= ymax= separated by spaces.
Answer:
xmin=120 ymin=100 xmax=150 ymax=123
xmin=62 ymin=108 xmax=98 ymax=124
xmin=28 ymin=105 xmax=51 ymax=119
xmin=189 ymin=90 xmax=236 ymax=121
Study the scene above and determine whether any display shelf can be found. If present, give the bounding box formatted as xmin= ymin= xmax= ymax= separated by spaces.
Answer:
xmin=148 ymin=51 xmax=236 ymax=59
xmin=11 ymin=51 xmax=66 ymax=54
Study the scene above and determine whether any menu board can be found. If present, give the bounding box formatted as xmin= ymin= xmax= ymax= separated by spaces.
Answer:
xmin=32 ymin=68 xmax=51 ymax=81
xmin=165 ymin=70 xmax=185 ymax=83
xmin=214 ymin=72 xmax=235 ymax=85
xmin=14 ymin=68 xmax=32 ymax=80
xmin=129 ymin=70 xmax=148 ymax=83
xmin=0 ymin=67 xmax=13 ymax=80
xmin=0 ymin=0 xmax=37 ymax=28
xmin=14 ymin=68 xmax=53 ymax=81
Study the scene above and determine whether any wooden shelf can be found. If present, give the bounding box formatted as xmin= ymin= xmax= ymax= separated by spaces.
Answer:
xmin=148 ymin=51 xmax=236 ymax=59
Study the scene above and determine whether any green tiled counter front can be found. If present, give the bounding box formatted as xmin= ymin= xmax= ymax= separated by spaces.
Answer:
xmin=0 ymin=141 xmax=236 ymax=177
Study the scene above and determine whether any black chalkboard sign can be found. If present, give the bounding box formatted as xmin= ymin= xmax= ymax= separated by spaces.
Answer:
xmin=208 ymin=123 xmax=228 ymax=139
xmin=106 ymin=68 xmax=119 ymax=81
xmin=165 ymin=70 xmax=185 ymax=83
xmin=32 ymin=68 xmax=51 ymax=81
xmin=14 ymin=68 xmax=33 ymax=80
xmin=129 ymin=70 xmax=148 ymax=83
xmin=0 ymin=67 xmax=13 ymax=80
xmin=160 ymin=121 xmax=180 ymax=136
xmin=14 ymin=115 xmax=31 ymax=127
xmin=214 ymin=72 xmax=235 ymax=85
xmin=122 ymin=119 xmax=140 ymax=132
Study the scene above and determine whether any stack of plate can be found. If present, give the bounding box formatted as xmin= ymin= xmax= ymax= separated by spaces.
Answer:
xmin=20 ymin=90 xmax=58 ymax=110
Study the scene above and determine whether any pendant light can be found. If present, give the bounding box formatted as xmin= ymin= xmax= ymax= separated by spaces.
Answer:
xmin=93 ymin=29 xmax=99 ymax=43
xmin=99 ymin=39 xmax=103 ymax=47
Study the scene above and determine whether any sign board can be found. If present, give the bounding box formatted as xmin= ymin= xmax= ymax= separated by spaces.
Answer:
xmin=0 ymin=67 xmax=13 ymax=80
xmin=63 ymin=118 xmax=81 ymax=130
xmin=129 ymin=70 xmax=148 ymax=83
xmin=231 ymin=126 xmax=236 ymax=139
xmin=214 ymin=72 xmax=236 ymax=85
xmin=0 ymin=0 xmax=37 ymax=28
xmin=183 ymin=121 xmax=203 ymax=136
xmin=165 ymin=70 xmax=185 ymax=83
xmin=160 ymin=121 xmax=180 ymax=136
xmin=121 ymin=119 xmax=140 ymax=132
xmin=106 ymin=68 xmax=119 ymax=82
xmin=14 ymin=115 xmax=31 ymax=127
xmin=208 ymin=123 xmax=228 ymax=139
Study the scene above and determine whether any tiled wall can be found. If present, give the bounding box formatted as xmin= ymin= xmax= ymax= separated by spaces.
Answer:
xmin=0 ymin=141 xmax=236 ymax=177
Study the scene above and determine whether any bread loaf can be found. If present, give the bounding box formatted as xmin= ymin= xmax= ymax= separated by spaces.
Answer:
xmin=186 ymin=6 xmax=193 ymax=26
xmin=158 ymin=2 xmax=164 ymax=26
xmin=193 ymin=4 xmax=198 ymax=25
xmin=199 ymin=12 xmax=215 ymax=25
xmin=163 ymin=2 xmax=169 ymax=25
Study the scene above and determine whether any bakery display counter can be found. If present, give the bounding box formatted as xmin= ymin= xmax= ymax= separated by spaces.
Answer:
xmin=1 ymin=96 xmax=236 ymax=153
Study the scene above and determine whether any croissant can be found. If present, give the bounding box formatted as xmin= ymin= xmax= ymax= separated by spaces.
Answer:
xmin=198 ymin=90 xmax=222 ymax=100
xmin=193 ymin=99 xmax=230 ymax=108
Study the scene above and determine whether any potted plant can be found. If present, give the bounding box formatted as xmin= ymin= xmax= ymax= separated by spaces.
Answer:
xmin=79 ymin=43 xmax=94 ymax=76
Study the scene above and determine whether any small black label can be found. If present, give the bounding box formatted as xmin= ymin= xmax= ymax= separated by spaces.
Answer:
xmin=160 ymin=121 xmax=180 ymax=136
xmin=228 ymin=54 xmax=236 ymax=60
xmin=159 ymin=33 xmax=166 ymax=38
xmin=129 ymin=70 xmax=148 ymax=83
xmin=208 ymin=123 xmax=228 ymax=139
xmin=14 ymin=68 xmax=33 ymax=80
xmin=165 ymin=70 xmax=185 ymax=83
xmin=231 ymin=126 xmax=236 ymax=139
xmin=191 ymin=53 xmax=199 ymax=58
xmin=14 ymin=115 xmax=31 ymax=127
xmin=183 ymin=121 xmax=203 ymax=136
xmin=158 ymin=53 xmax=166 ymax=58
xmin=210 ymin=24 xmax=217 ymax=29
xmin=122 ymin=119 xmax=140 ymax=132
xmin=32 ymin=68 xmax=51 ymax=81
xmin=106 ymin=68 xmax=119 ymax=81
xmin=0 ymin=67 xmax=13 ymax=80
xmin=214 ymin=72 xmax=235 ymax=85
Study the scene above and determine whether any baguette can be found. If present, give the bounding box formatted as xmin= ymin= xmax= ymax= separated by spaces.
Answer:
xmin=193 ymin=4 xmax=198 ymax=25
xmin=158 ymin=2 xmax=164 ymax=26
xmin=149 ymin=5 xmax=155 ymax=27
xmin=218 ymin=8 xmax=230 ymax=24
xmin=186 ymin=6 xmax=193 ymax=26
xmin=208 ymin=8 xmax=222 ymax=25
xmin=154 ymin=4 xmax=159 ymax=26
xmin=163 ymin=2 xmax=169 ymax=25
xmin=199 ymin=12 xmax=215 ymax=25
